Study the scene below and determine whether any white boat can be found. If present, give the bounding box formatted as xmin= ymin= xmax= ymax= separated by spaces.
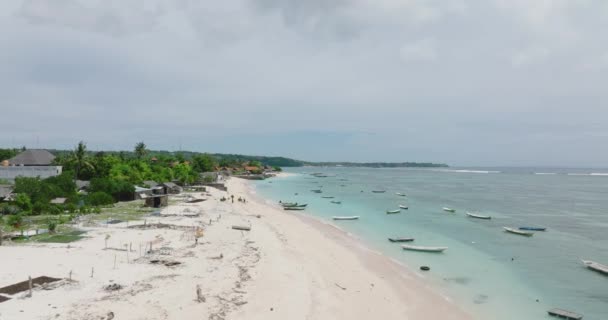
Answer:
xmin=466 ymin=212 xmax=491 ymax=220
xmin=399 ymin=205 xmax=409 ymax=210
xmin=395 ymin=192 xmax=407 ymax=197
xmin=443 ymin=207 xmax=456 ymax=213
xmin=386 ymin=209 xmax=401 ymax=214
xmin=330 ymin=200 xmax=342 ymax=204
xmin=582 ymin=259 xmax=608 ymax=275
xmin=401 ymin=245 xmax=447 ymax=253
xmin=503 ymin=227 xmax=533 ymax=237
xmin=332 ymin=216 xmax=359 ymax=220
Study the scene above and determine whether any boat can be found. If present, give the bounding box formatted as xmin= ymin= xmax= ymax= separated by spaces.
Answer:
xmin=372 ymin=190 xmax=386 ymax=193
xmin=399 ymin=205 xmax=409 ymax=210
xmin=395 ymin=192 xmax=407 ymax=197
xmin=547 ymin=308 xmax=583 ymax=320
xmin=311 ymin=189 xmax=322 ymax=193
xmin=330 ymin=201 xmax=342 ymax=204
xmin=503 ymin=227 xmax=533 ymax=236
xmin=332 ymin=216 xmax=359 ymax=220
xmin=581 ymin=259 xmax=608 ymax=275
xmin=401 ymin=245 xmax=447 ymax=253
xmin=281 ymin=202 xmax=298 ymax=207
xmin=294 ymin=204 xmax=308 ymax=208
xmin=388 ymin=237 xmax=414 ymax=242
xmin=284 ymin=207 xmax=305 ymax=211
xmin=386 ymin=209 xmax=401 ymax=214
xmin=466 ymin=212 xmax=491 ymax=220
xmin=443 ymin=207 xmax=456 ymax=213
xmin=519 ymin=226 xmax=546 ymax=231
xmin=321 ymin=196 xmax=335 ymax=199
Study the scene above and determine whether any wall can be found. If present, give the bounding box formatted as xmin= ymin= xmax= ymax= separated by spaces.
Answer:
xmin=0 ymin=166 xmax=62 ymax=181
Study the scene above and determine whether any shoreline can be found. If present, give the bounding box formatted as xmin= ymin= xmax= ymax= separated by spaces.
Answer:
xmin=0 ymin=176 xmax=471 ymax=320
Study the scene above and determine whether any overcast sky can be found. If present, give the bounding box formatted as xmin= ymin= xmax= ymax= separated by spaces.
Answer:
xmin=1 ymin=0 xmax=607 ymax=167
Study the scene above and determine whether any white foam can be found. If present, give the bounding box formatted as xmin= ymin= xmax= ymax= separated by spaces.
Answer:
xmin=435 ymin=169 xmax=501 ymax=174
xmin=534 ymin=172 xmax=557 ymax=175
xmin=567 ymin=173 xmax=608 ymax=176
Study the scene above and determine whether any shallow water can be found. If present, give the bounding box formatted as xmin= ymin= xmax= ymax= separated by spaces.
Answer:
xmin=254 ymin=167 xmax=608 ymax=320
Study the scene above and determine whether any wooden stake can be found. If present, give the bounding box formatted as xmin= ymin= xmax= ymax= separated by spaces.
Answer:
xmin=28 ymin=276 xmax=32 ymax=297
xmin=91 ymin=267 xmax=94 ymax=278
xmin=69 ymin=270 xmax=72 ymax=281
xmin=113 ymin=254 xmax=117 ymax=269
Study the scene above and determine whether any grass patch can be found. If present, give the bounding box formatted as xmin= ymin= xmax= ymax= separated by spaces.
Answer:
xmin=12 ymin=229 xmax=86 ymax=244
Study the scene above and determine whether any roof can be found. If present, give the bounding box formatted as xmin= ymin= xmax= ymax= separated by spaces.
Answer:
xmin=162 ymin=182 xmax=179 ymax=188
xmin=9 ymin=149 xmax=56 ymax=166
xmin=0 ymin=185 xmax=13 ymax=199
xmin=244 ymin=166 xmax=259 ymax=171
xmin=50 ymin=197 xmax=67 ymax=204
xmin=76 ymin=180 xmax=90 ymax=189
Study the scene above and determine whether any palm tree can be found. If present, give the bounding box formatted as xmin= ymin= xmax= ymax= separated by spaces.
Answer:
xmin=71 ymin=141 xmax=94 ymax=179
xmin=134 ymin=141 xmax=147 ymax=160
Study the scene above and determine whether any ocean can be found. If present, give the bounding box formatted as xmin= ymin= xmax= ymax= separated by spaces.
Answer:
xmin=253 ymin=167 xmax=608 ymax=320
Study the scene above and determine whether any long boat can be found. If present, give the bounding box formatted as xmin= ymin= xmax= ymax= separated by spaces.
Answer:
xmin=399 ymin=205 xmax=409 ymax=210
xmin=466 ymin=212 xmax=491 ymax=220
xmin=281 ymin=202 xmax=297 ymax=207
xmin=443 ymin=207 xmax=456 ymax=213
xmin=388 ymin=237 xmax=414 ymax=242
xmin=519 ymin=226 xmax=546 ymax=231
xmin=332 ymin=216 xmax=359 ymax=220
xmin=503 ymin=227 xmax=534 ymax=236
xmin=395 ymin=192 xmax=407 ymax=197
xmin=401 ymin=245 xmax=447 ymax=253
xmin=547 ymin=308 xmax=583 ymax=320
xmin=311 ymin=189 xmax=322 ymax=193
xmin=372 ymin=190 xmax=386 ymax=193
xmin=284 ymin=207 xmax=305 ymax=211
xmin=581 ymin=259 xmax=608 ymax=275
xmin=330 ymin=201 xmax=342 ymax=204
xmin=321 ymin=196 xmax=335 ymax=199
xmin=386 ymin=209 xmax=401 ymax=214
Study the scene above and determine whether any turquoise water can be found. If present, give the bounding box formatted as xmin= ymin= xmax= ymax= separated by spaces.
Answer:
xmin=253 ymin=167 xmax=608 ymax=320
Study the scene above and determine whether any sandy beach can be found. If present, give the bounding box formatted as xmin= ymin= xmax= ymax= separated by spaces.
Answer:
xmin=0 ymin=176 xmax=471 ymax=320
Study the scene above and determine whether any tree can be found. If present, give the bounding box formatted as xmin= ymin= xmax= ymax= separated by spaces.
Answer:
xmin=192 ymin=154 xmax=216 ymax=173
xmin=14 ymin=193 xmax=32 ymax=212
xmin=87 ymin=191 xmax=115 ymax=206
xmin=70 ymin=141 xmax=94 ymax=180
xmin=134 ymin=142 xmax=148 ymax=160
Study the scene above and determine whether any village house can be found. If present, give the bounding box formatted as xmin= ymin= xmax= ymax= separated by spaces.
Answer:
xmin=0 ymin=149 xmax=62 ymax=181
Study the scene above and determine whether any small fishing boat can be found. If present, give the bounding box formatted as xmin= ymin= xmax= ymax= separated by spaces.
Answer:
xmin=399 ymin=205 xmax=409 ymax=210
xmin=395 ymin=192 xmax=407 ymax=197
xmin=294 ymin=204 xmax=308 ymax=208
xmin=321 ymin=196 xmax=335 ymax=199
xmin=372 ymin=190 xmax=386 ymax=193
xmin=466 ymin=212 xmax=491 ymax=220
xmin=332 ymin=216 xmax=359 ymax=220
xmin=547 ymin=308 xmax=583 ymax=320
xmin=386 ymin=209 xmax=401 ymax=214
xmin=281 ymin=202 xmax=298 ymax=207
xmin=519 ymin=226 xmax=546 ymax=231
xmin=581 ymin=259 xmax=608 ymax=275
xmin=330 ymin=201 xmax=342 ymax=204
xmin=388 ymin=237 xmax=414 ymax=242
xmin=443 ymin=207 xmax=456 ymax=213
xmin=311 ymin=189 xmax=322 ymax=193
xmin=284 ymin=207 xmax=305 ymax=211
xmin=503 ymin=227 xmax=533 ymax=236
xmin=401 ymin=245 xmax=447 ymax=253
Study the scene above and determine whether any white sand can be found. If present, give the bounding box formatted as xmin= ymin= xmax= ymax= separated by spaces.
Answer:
xmin=0 ymin=177 xmax=471 ymax=320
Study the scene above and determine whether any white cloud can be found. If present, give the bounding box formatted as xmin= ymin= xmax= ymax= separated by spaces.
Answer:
xmin=399 ymin=39 xmax=437 ymax=62
xmin=510 ymin=47 xmax=550 ymax=67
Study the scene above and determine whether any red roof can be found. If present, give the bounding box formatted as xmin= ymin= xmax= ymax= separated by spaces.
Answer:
xmin=244 ymin=166 xmax=259 ymax=171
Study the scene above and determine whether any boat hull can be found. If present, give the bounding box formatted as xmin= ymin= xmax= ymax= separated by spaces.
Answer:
xmin=504 ymin=227 xmax=533 ymax=236
xmin=332 ymin=216 xmax=359 ymax=220
xmin=466 ymin=212 xmax=491 ymax=219
xmin=388 ymin=237 xmax=414 ymax=242
xmin=402 ymin=245 xmax=447 ymax=253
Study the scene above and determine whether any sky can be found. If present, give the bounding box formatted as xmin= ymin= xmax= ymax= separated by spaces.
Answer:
xmin=1 ymin=0 xmax=607 ymax=167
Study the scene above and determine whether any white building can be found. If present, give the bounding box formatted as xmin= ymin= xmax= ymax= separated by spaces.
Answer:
xmin=0 ymin=149 xmax=62 ymax=181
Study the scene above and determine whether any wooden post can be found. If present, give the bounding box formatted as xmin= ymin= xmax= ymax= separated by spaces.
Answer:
xmin=69 ymin=270 xmax=72 ymax=281
xmin=113 ymin=254 xmax=117 ymax=269
xmin=126 ymin=244 xmax=129 ymax=263
xmin=91 ymin=267 xmax=94 ymax=278
xmin=28 ymin=276 xmax=32 ymax=297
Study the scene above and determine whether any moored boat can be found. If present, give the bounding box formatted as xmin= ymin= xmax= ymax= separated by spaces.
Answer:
xmin=321 ymin=196 xmax=335 ymax=199
xmin=332 ymin=216 xmax=359 ymax=220
xmin=386 ymin=209 xmax=401 ymax=214
xmin=372 ymin=190 xmax=386 ymax=193
xmin=401 ymin=245 xmax=447 ymax=253
xmin=443 ymin=207 xmax=456 ymax=213
xmin=284 ymin=207 xmax=305 ymax=211
xmin=504 ymin=227 xmax=533 ymax=236
xmin=581 ymin=259 xmax=608 ymax=275
xmin=330 ymin=201 xmax=342 ymax=204
xmin=519 ymin=226 xmax=546 ymax=231
xmin=311 ymin=189 xmax=322 ymax=193
xmin=399 ymin=205 xmax=409 ymax=210
xmin=395 ymin=192 xmax=407 ymax=197
xmin=388 ymin=237 xmax=414 ymax=242
xmin=466 ymin=212 xmax=491 ymax=219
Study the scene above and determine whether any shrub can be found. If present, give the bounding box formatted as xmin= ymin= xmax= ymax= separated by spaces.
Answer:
xmin=0 ymin=204 xmax=19 ymax=215
xmin=32 ymin=201 xmax=48 ymax=215
xmin=87 ymin=192 xmax=115 ymax=206
xmin=13 ymin=193 xmax=32 ymax=211
xmin=7 ymin=214 xmax=23 ymax=228
xmin=48 ymin=219 xmax=57 ymax=233
xmin=66 ymin=203 xmax=77 ymax=213
xmin=48 ymin=205 xmax=62 ymax=215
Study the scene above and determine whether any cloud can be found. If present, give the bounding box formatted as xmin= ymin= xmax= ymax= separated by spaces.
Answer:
xmin=399 ymin=39 xmax=437 ymax=62
xmin=510 ymin=47 xmax=550 ymax=67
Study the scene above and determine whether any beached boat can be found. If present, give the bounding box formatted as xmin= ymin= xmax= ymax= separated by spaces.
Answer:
xmin=443 ymin=207 xmax=456 ymax=213
xmin=294 ymin=204 xmax=307 ymax=208
xmin=519 ymin=226 xmax=546 ymax=231
xmin=372 ymin=190 xmax=386 ymax=193
xmin=395 ymin=192 xmax=407 ymax=197
xmin=281 ymin=202 xmax=297 ymax=206
xmin=399 ymin=205 xmax=409 ymax=210
xmin=581 ymin=259 xmax=608 ymax=275
xmin=401 ymin=245 xmax=447 ymax=253
xmin=332 ymin=216 xmax=359 ymax=220
xmin=284 ymin=207 xmax=305 ymax=211
xmin=466 ymin=212 xmax=491 ymax=220
xmin=321 ymin=196 xmax=335 ymax=199
xmin=388 ymin=237 xmax=414 ymax=242
xmin=386 ymin=209 xmax=401 ymax=214
xmin=330 ymin=201 xmax=342 ymax=204
xmin=503 ymin=227 xmax=534 ymax=236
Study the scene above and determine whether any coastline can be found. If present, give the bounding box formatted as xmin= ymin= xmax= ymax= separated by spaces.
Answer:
xmin=0 ymin=176 xmax=471 ymax=320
